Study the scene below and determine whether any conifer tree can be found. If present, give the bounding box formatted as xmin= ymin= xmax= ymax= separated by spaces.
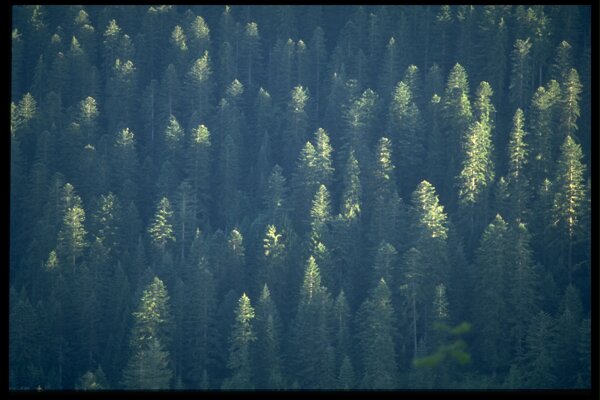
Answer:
xmin=388 ymin=80 xmax=424 ymax=195
xmin=223 ymin=293 xmax=256 ymax=390
xmin=181 ymin=260 xmax=217 ymax=388
xmin=57 ymin=198 xmax=87 ymax=268
xmin=552 ymin=135 xmax=586 ymax=283
xmin=357 ymin=278 xmax=398 ymax=389
xmin=472 ymin=215 xmax=510 ymax=374
xmin=148 ymin=197 xmax=176 ymax=252
xmin=123 ymin=277 xmax=173 ymax=389
xmin=509 ymin=38 xmax=533 ymax=110
xmin=291 ymin=256 xmax=333 ymax=389
xmin=186 ymin=123 xmax=211 ymax=225
xmin=507 ymin=108 xmax=530 ymax=223
xmin=559 ymin=68 xmax=582 ymax=140
xmin=522 ymin=311 xmax=557 ymax=388
xmin=122 ymin=337 xmax=173 ymax=390
xmin=253 ymin=285 xmax=284 ymax=389
xmin=508 ymin=223 xmax=539 ymax=359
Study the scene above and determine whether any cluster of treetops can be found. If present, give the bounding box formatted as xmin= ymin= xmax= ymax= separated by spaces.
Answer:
xmin=10 ymin=5 xmax=591 ymax=390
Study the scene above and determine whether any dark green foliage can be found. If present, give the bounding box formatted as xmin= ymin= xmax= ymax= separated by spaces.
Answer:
xmin=10 ymin=5 xmax=590 ymax=391
xmin=357 ymin=279 xmax=398 ymax=389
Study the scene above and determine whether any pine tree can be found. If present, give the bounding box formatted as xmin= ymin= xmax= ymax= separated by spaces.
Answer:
xmin=129 ymin=276 xmax=173 ymax=352
xmin=186 ymin=123 xmax=211 ymax=225
xmin=507 ymin=223 xmax=538 ymax=359
xmin=507 ymin=108 xmax=530 ymax=223
xmin=522 ymin=311 xmax=557 ymax=388
xmin=148 ymin=197 xmax=175 ymax=252
xmin=181 ymin=259 xmax=217 ymax=388
xmin=172 ymin=180 xmax=197 ymax=261
xmin=559 ymin=68 xmax=582 ymax=140
xmin=528 ymin=80 xmax=561 ymax=190
xmin=340 ymin=149 xmax=361 ymax=221
xmin=57 ymin=199 xmax=87 ymax=269
xmin=371 ymin=241 xmax=398 ymax=288
xmin=509 ymin=38 xmax=533 ymax=110
xmin=388 ymin=80 xmax=424 ymax=195
xmin=185 ymin=50 xmax=213 ymax=125
xmin=291 ymin=255 xmax=333 ymax=389
xmin=472 ymin=215 xmax=511 ymax=374
xmin=457 ymin=81 xmax=495 ymax=252
xmin=91 ymin=192 xmax=122 ymax=261
xmin=281 ymin=85 xmax=309 ymax=173
xmin=262 ymin=165 xmax=290 ymax=225
xmin=9 ymin=288 xmax=42 ymax=389
xmin=357 ymin=278 xmax=398 ymax=389
xmin=223 ymin=293 xmax=256 ymax=390
xmin=555 ymin=285 xmax=583 ymax=387
xmin=552 ymin=135 xmax=586 ymax=284
xmin=122 ymin=337 xmax=173 ymax=390
xmin=313 ymin=128 xmax=334 ymax=189
xmin=441 ymin=63 xmax=473 ymax=198
xmin=378 ymin=37 xmax=400 ymax=103
xmin=253 ymin=285 xmax=284 ymax=389
xmin=123 ymin=276 xmax=173 ymax=389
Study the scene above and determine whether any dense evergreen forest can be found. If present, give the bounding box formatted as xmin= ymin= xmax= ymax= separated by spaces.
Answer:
xmin=10 ymin=5 xmax=592 ymax=390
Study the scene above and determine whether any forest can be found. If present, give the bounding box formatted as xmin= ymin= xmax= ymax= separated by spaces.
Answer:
xmin=9 ymin=5 xmax=592 ymax=391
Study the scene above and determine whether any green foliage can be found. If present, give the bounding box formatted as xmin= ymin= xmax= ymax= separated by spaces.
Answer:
xmin=130 ymin=276 xmax=173 ymax=351
xmin=122 ymin=337 xmax=173 ymax=390
xmin=224 ymin=293 xmax=256 ymax=389
xmin=148 ymin=197 xmax=176 ymax=250
xmin=357 ymin=279 xmax=398 ymax=389
xmin=9 ymin=5 xmax=591 ymax=391
xmin=413 ymin=322 xmax=472 ymax=368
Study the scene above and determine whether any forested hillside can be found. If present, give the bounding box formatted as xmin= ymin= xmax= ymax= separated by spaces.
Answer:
xmin=10 ymin=5 xmax=591 ymax=390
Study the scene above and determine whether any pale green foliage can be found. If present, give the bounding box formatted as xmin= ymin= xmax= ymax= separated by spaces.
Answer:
xmin=164 ymin=115 xmax=184 ymax=149
xmin=290 ymin=85 xmax=308 ymax=113
xmin=552 ymin=135 xmax=586 ymax=240
xmin=412 ymin=180 xmax=448 ymax=240
xmin=131 ymin=276 xmax=172 ymax=350
xmin=188 ymin=51 xmax=212 ymax=83
xmin=507 ymin=108 xmax=530 ymax=222
xmin=313 ymin=128 xmax=334 ymax=187
xmin=559 ymin=68 xmax=582 ymax=137
xmin=228 ymin=228 xmax=245 ymax=259
xmin=301 ymin=256 xmax=323 ymax=302
xmin=45 ymin=249 xmax=59 ymax=271
xmin=57 ymin=204 xmax=87 ymax=267
xmin=263 ymin=225 xmax=284 ymax=259
xmin=79 ymin=96 xmax=99 ymax=122
xmin=190 ymin=16 xmax=210 ymax=41
xmin=148 ymin=197 xmax=176 ymax=249
xmin=224 ymin=293 xmax=256 ymax=389
xmin=76 ymin=367 xmax=109 ymax=390
xmin=310 ymin=184 xmax=331 ymax=239
xmin=373 ymin=137 xmax=395 ymax=193
xmin=191 ymin=123 xmax=210 ymax=146
xmin=170 ymin=25 xmax=187 ymax=51
xmin=116 ymin=127 xmax=135 ymax=148
xmin=458 ymin=83 xmax=495 ymax=208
